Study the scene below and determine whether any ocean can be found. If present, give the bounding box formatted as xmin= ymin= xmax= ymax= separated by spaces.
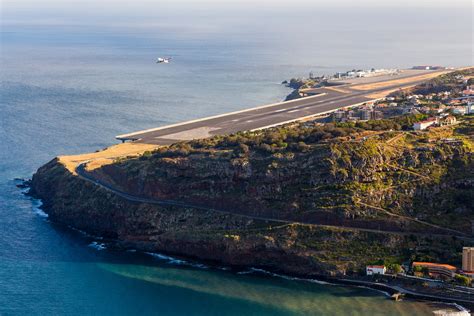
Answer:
xmin=1 ymin=2 xmax=472 ymax=315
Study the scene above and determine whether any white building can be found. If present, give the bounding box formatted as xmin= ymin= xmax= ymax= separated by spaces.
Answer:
xmin=413 ymin=118 xmax=438 ymax=131
xmin=453 ymin=107 xmax=467 ymax=115
xmin=366 ymin=265 xmax=386 ymax=276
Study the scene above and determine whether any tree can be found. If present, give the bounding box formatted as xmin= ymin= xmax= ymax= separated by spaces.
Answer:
xmin=455 ymin=274 xmax=471 ymax=287
xmin=421 ymin=267 xmax=430 ymax=276
xmin=390 ymin=264 xmax=402 ymax=274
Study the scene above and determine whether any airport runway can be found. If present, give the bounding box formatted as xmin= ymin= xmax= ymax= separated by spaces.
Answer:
xmin=116 ymin=69 xmax=448 ymax=145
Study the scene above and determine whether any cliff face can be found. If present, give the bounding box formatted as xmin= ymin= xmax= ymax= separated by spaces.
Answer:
xmin=30 ymin=159 xmax=468 ymax=276
xmin=30 ymin=119 xmax=473 ymax=275
xmin=91 ymin=133 xmax=473 ymax=234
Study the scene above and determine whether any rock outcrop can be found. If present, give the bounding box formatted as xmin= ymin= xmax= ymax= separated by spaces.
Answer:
xmin=30 ymin=118 xmax=474 ymax=275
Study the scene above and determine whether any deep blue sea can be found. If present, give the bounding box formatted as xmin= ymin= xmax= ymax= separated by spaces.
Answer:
xmin=1 ymin=2 xmax=472 ymax=315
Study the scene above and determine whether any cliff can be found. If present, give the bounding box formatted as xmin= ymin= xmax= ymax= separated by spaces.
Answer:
xmin=30 ymin=117 xmax=474 ymax=276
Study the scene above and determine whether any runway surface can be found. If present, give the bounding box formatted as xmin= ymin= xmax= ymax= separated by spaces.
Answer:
xmin=116 ymin=69 xmax=448 ymax=145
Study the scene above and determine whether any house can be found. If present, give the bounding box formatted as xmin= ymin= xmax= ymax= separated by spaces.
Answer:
xmin=412 ymin=262 xmax=457 ymax=279
xmin=418 ymin=106 xmax=431 ymax=114
xmin=412 ymin=65 xmax=444 ymax=70
xmin=440 ymin=115 xmax=457 ymax=126
xmin=366 ymin=265 xmax=386 ymax=276
xmin=462 ymin=86 xmax=474 ymax=96
xmin=452 ymin=107 xmax=467 ymax=115
xmin=413 ymin=117 xmax=438 ymax=130
xmin=332 ymin=109 xmax=348 ymax=122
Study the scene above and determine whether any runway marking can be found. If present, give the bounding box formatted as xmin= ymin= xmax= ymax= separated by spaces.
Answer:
xmin=324 ymin=86 xmax=351 ymax=94
xmin=288 ymin=109 xmax=300 ymax=113
xmin=246 ymin=120 xmax=254 ymax=123
xmin=232 ymin=119 xmax=240 ymax=122
xmin=274 ymin=108 xmax=287 ymax=113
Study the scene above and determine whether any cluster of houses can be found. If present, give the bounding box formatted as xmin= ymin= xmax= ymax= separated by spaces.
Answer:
xmin=333 ymin=68 xmax=400 ymax=79
xmin=413 ymin=114 xmax=457 ymax=131
xmin=332 ymin=106 xmax=383 ymax=122
xmin=307 ymin=68 xmax=401 ymax=82
xmin=412 ymin=65 xmax=446 ymax=70
xmin=366 ymin=247 xmax=474 ymax=286
xmin=384 ymin=86 xmax=472 ymax=112
xmin=331 ymin=82 xmax=473 ymax=128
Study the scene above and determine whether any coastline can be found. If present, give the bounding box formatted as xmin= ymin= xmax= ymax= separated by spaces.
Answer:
xmin=21 ymin=180 xmax=474 ymax=313
xmin=20 ymin=186 xmax=474 ymax=314
xmin=25 ymin=69 xmax=474 ymax=314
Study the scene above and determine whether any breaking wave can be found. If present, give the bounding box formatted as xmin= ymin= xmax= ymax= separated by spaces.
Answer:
xmin=88 ymin=241 xmax=107 ymax=250
xmin=145 ymin=252 xmax=208 ymax=269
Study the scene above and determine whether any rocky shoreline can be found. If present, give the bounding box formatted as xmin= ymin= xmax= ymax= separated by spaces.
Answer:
xmin=28 ymin=152 xmax=473 ymax=311
xmin=28 ymin=98 xmax=474 ymax=312
xmin=22 ymin=176 xmax=474 ymax=313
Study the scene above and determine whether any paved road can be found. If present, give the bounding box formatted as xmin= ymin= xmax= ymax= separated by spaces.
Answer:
xmin=116 ymin=69 xmax=448 ymax=145
xmin=338 ymin=279 xmax=474 ymax=309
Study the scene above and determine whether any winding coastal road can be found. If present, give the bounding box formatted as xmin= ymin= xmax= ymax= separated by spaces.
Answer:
xmin=76 ymin=163 xmax=471 ymax=240
xmin=116 ymin=69 xmax=449 ymax=145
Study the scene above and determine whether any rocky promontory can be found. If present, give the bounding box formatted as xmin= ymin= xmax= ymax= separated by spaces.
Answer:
xmin=30 ymin=116 xmax=474 ymax=277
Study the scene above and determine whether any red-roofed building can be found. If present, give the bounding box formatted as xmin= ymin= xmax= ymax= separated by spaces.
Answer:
xmin=462 ymin=86 xmax=474 ymax=96
xmin=412 ymin=262 xmax=457 ymax=279
xmin=413 ymin=117 xmax=438 ymax=131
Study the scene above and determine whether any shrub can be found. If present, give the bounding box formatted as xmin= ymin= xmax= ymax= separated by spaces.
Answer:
xmin=455 ymin=274 xmax=471 ymax=287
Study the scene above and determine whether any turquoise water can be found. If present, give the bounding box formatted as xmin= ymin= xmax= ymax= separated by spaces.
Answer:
xmin=1 ymin=2 xmax=471 ymax=315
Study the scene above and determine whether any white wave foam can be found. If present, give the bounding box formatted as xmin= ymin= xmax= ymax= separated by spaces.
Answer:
xmin=88 ymin=241 xmax=107 ymax=250
xmin=237 ymin=270 xmax=254 ymax=275
xmin=145 ymin=252 xmax=187 ymax=265
xmin=31 ymin=199 xmax=48 ymax=218
xmin=69 ymin=226 xmax=93 ymax=237
xmin=355 ymin=285 xmax=391 ymax=297
xmin=145 ymin=252 xmax=208 ymax=269
xmin=218 ymin=266 xmax=230 ymax=271
xmin=20 ymin=187 xmax=31 ymax=194
xmin=237 ymin=267 xmax=333 ymax=285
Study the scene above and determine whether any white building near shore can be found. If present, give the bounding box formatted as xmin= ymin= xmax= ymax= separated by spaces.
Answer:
xmin=366 ymin=265 xmax=386 ymax=276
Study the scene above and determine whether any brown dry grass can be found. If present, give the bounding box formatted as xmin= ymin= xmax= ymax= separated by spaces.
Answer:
xmin=324 ymin=86 xmax=351 ymax=94
xmin=58 ymin=142 xmax=160 ymax=174
xmin=364 ymin=86 xmax=417 ymax=99
xmin=350 ymin=71 xmax=450 ymax=91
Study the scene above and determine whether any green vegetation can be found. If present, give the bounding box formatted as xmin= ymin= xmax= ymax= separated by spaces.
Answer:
xmin=148 ymin=113 xmax=429 ymax=161
xmin=101 ymin=109 xmax=474 ymax=270
xmin=454 ymin=274 xmax=471 ymax=287
xmin=408 ymin=68 xmax=474 ymax=96
xmin=336 ymin=114 xmax=428 ymax=131
xmin=114 ymin=116 xmax=473 ymax=236
xmin=388 ymin=263 xmax=402 ymax=274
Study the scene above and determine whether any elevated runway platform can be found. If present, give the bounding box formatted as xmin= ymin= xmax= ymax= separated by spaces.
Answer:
xmin=116 ymin=69 xmax=450 ymax=145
